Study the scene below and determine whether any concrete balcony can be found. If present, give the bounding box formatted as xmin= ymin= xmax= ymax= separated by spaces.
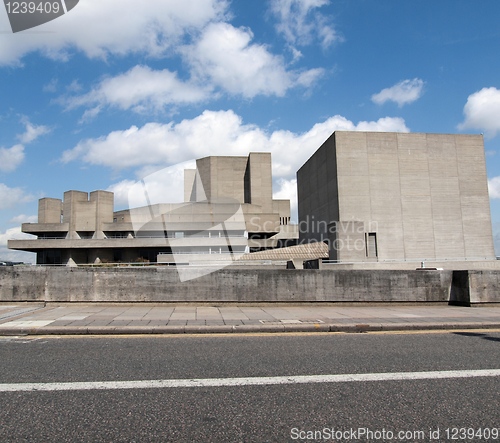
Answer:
xmin=8 ymin=236 xmax=249 ymax=251
xmin=22 ymin=223 xmax=69 ymax=234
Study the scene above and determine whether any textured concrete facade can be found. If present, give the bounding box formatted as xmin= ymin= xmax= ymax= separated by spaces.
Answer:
xmin=298 ymin=131 xmax=495 ymax=263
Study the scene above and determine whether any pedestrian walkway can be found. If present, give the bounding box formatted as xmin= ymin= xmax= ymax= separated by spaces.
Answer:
xmin=0 ymin=303 xmax=499 ymax=335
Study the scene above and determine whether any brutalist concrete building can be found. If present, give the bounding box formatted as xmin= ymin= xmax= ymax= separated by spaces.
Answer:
xmin=297 ymin=131 xmax=496 ymax=265
xmin=9 ymin=153 xmax=298 ymax=265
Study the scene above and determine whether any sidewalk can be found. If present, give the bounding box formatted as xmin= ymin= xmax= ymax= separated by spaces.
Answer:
xmin=1 ymin=303 xmax=500 ymax=335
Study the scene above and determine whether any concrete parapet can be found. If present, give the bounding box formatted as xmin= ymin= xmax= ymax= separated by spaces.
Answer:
xmin=460 ymin=270 xmax=500 ymax=305
xmin=0 ymin=266 xmax=466 ymax=303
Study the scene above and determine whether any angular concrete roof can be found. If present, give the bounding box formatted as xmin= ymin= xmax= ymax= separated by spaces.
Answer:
xmin=239 ymin=242 xmax=328 ymax=261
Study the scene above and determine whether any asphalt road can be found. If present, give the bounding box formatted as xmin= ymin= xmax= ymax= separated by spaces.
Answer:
xmin=0 ymin=331 xmax=499 ymax=442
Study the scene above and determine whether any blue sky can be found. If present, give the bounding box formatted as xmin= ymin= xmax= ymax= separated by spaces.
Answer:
xmin=1 ymin=0 xmax=500 ymax=262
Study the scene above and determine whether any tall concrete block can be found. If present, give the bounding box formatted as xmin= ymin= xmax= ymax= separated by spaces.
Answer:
xmin=184 ymin=169 xmax=196 ymax=202
xmin=90 ymin=190 xmax=114 ymax=239
xmin=297 ymin=131 xmax=495 ymax=263
xmin=248 ymin=152 xmax=273 ymax=213
xmin=38 ymin=198 xmax=62 ymax=224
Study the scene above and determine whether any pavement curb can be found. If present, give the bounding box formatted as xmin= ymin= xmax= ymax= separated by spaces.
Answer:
xmin=1 ymin=322 xmax=499 ymax=336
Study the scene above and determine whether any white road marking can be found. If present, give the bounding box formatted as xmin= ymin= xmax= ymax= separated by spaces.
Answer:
xmin=0 ymin=369 xmax=499 ymax=393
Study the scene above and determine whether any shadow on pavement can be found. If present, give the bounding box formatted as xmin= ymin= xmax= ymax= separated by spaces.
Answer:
xmin=453 ymin=331 xmax=500 ymax=343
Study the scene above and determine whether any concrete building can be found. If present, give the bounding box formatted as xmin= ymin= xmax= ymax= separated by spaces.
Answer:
xmin=297 ymin=131 xmax=496 ymax=265
xmin=9 ymin=153 xmax=298 ymax=265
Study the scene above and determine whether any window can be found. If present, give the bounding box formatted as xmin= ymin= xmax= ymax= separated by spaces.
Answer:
xmin=366 ymin=232 xmax=378 ymax=258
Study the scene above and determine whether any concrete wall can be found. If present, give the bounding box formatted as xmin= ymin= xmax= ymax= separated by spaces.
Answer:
xmin=0 ymin=267 xmax=464 ymax=303
xmin=297 ymin=132 xmax=339 ymax=247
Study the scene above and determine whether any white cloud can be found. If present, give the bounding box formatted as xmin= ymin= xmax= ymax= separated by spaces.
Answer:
xmin=63 ymin=65 xmax=209 ymax=117
xmin=0 ymin=227 xmax=36 ymax=263
xmin=106 ymin=180 xmax=137 ymax=209
xmin=17 ymin=119 xmax=51 ymax=144
xmin=270 ymin=0 xmax=342 ymax=49
xmin=488 ymin=176 xmax=500 ymax=199
xmin=63 ymin=110 xmax=409 ymax=181
xmin=0 ymin=226 xmax=35 ymax=245
xmin=62 ymin=110 xmax=266 ymax=167
xmin=9 ymin=214 xmax=38 ymax=224
xmin=273 ymin=178 xmax=298 ymax=221
xmin=0 ymin=247 xmax=35 ymax=263
xmin=0 ymin=0 xmax=228 ymax=65
xmin=110 ymin=160 xmax=197 ymax=210
xmin=108 ymin=161 xmax=196 ymax=209
xmin=43 ymin=78 xmax=58 ymax=93
xmin=183 ymin=23 xmax=324 ymax=98
xmin=0 ymin=184 xmax=33 ymax=209
xmin=0 ymin=145 xmax=25 ymax=172
xmin=0 ymin=119 xmax=51 ymax=173
xmin=371 ymin=78 xmax=425 ymax=107
xmin=458 ymin=87 xmax=500 ymax=138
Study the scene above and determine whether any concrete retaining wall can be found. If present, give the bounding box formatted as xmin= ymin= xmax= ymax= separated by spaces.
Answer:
xmin=464 ymin=271 xmax=500 ymax=305
xmin=0 ymin=267 xmax=462 ymax=303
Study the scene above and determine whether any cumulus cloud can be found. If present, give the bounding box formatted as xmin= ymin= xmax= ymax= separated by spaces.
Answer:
xmin=0 ymin=226 xmax=35 ymax=245
xmin=488 ymin=176 xmax=500 ymax=199
xmin=62 ymin=65 xmax=210 ymax=117
xmin=17 ymin=119 xmax=51 ymax=144
xmin=0 ymin=145 xmax=25 ymax=172
xmin=9 ymin=214 xmax=38 ymax=224
xmin=273 ymin=178 xmax=298 ymax=221
xmin=0 ymin=247 xmax=35 ymax=263
xmin=0 ymin=119 xmax=51 ymax=172
xmin=63 ymin=109 xmax=409 ymax=180
xmin=183 ymin=23 xmax=324 ymax=98
xmin=270 ymin=0 xmax=342 ymax=49
xmin=371 ymin=78 xmax=425 ymax=107
xmin=0 ymin=227 xmax=36 ymax=263
xmin=62 ymin=110 xmax=265 ymax=167
xmin=458 ymin=87 xmax=500 ymax=138
xmin=0 ymin=184 xmax=34 ymax=209
xmin=107 ymin=160 xmax=196 ymax=208
xmin=0 ymin=0 xmax=228 ymax=65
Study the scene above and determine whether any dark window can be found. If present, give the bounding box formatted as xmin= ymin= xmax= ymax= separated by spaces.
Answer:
xmin=367 ymin=233 xmax=378 ymax=258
